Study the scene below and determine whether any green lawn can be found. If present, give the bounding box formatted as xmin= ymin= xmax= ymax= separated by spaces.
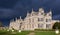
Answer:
xmin=0 ymin=30 xmax=31 ymax=35
xmin=0 ymin=30 xmax=59 ymax=35
xmin=35 ymin=31 xmax=57 ymax=35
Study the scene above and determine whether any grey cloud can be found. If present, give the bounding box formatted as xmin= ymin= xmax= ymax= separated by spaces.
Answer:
xmin=0 ymin=8 xmax=16 ymax=19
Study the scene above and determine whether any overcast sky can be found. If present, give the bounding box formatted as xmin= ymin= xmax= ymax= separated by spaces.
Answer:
xmin=0 ymin=0 xmax=60 ymax=26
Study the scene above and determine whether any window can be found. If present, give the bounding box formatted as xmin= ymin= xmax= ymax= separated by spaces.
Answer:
xmin=46 ymin=24 xmax=51 ymax=29
xmin=38 ymin=24 xmax=44 ymax=28
xmin=19 ymin=23 xmax=22 ymax=29
xmin=29 ymin=19 xmax=31 ymax=23
xmin=46 ymin=19 xmax=51 ymax=22
xmin=49 ymin=19 xmax=51 ymax=22
xmin=29 ymin=19 xmax=34 ymax=23
xmin=41 ymin=18 xmax=44 ymax=21
xmin=41 ymin=13 xmax=44 ymax=15
xmin=38 ymin=18 xmax=39 ymax=21
xmin=49 ymin=14 xmax=51 ymax=16
xmin=38 ymin=18 xmax=43 ymax=21
xmin=32 ymin=19 xmax=34 ymax=22
xmin=32 ymin=24 xmax=34 ymax=28
xmin=46 ymin=19 xmax=48 ymax=22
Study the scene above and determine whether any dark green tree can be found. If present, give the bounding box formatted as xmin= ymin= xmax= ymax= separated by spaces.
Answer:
xmin=0 ymin=21 xmax=3 ymax=27
xmin=53 ymin=22 xmax=60 ymax=29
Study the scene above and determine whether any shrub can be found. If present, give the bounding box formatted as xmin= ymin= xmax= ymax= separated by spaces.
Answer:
xmin=53 ymin=22 xmax=60 ymax=29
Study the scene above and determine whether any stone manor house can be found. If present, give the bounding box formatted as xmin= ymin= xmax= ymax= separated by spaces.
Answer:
xmin=9 ymin=8 xmax=59 ymax=30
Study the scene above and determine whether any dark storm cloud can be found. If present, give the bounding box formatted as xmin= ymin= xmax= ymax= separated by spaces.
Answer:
xmin=14 ymin=0 xmax=32 ymax=12
xmin=0 ymin=0 xmax=60 ymax=26
xmin=0 ymin=0 xmax=18 ymax=8
xmin=53 ymin=14 xmax=60 ymax=20
xmin=14 ymin=0 xmax=60 ymax=18
xmin=0 ymin=0 xmax=60 ymax=20
xmin=0 ymin=9 xmax=14 ymax=18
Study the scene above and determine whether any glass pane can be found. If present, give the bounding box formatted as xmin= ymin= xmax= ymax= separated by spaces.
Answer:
xmin=38 ymin=24 xmax=44 ymax=28
xmin=46 ymin=24 xmax=51 ymax=29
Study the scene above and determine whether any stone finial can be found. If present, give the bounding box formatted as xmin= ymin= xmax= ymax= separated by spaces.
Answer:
xmin=39 ymin=8 xmax=43 ymax=11
xmin=39 ymin=8 xmax=44 ymax=13
xmin=32 ymin=8 xmax=33 ymax=12
xmin=31 ymin=8 xmax=34 ymax=13
xmin=49 ymin=9 xmax=52 ymax=14
xmin=27 ymin=11 xmax=30 ymax=16
xmin=20 ymin=16 xmax=21 ymax=19
xmin=15 ymin=17 xmax=17 ymax=20
xmin=20 ymin=16 xmax=22 ymax=21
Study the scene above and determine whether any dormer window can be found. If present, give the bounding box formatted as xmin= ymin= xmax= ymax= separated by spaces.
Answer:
xmin=49 ymin=14 xmax=51 ymax=16
xmin=38 ymin=18 xmax=44 ymax=21
xmin=41 ymin=13 xmax=44 ymax=15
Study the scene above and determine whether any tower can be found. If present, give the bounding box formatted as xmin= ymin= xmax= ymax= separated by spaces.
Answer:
xmin=27 ymin=11 xmax=30 ymax=17
xmin=31 ymin=8 xmax=35 ymax=16
xmin=15 ymin=17 xmax=18 ymax=22
xmin=19 ymin=16 xmax=23 ymax=30
xmin=45 ymin=9 xmax=52 ymax=23
xmin=20 ymin=16 xmax=21 ymax=20
xmin=48 ymin=9 xmax=52 ymax=16
xmin=9 ymin=19 xmax=15 ymax=30
xmin=38 ymin=8 xmax=44 ymax=15
xmin=39 ymin=8 xmax=44 ymax=13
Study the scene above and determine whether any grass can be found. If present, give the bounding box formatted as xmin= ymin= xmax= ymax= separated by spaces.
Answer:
xmin=35 ymin=31 xmax=57 ymax=35
xmin=0 ymin=30 xmax=60 ymax=35
xmin=15 ymin=31 xmax=32 ymax=35
xmin=0 ymin=30 xmax=31 ymax=35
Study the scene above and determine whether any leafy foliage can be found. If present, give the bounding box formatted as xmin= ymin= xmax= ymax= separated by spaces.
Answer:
xmin=53 ymin=22 xmax=60 ymax=29
xmin=0 ymin=21 xmax=3 ymax=27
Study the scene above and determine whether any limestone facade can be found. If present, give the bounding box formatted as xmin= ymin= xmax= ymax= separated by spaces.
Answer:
xmin=9 ymin=8 xmax=59 ymax=30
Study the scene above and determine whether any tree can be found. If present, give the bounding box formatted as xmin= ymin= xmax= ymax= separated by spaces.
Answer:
xmin=53 ymin=22 xmax=60 ymax=29
xmin=0 ymin=21 xmax=3 ymax=27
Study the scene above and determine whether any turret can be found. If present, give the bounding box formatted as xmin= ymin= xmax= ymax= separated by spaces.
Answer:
xmin=20 ymin=16 xmax=23 ymax=21
xmin=20 ymin=16 xmax=21 ymax=20
xmin=31 ymin=8 xmax=34 ymax=13
xmin=15 ymin=17 xmax=18 ymax=22
xmin=27 ymin=11 xmax=30 ymax=17
xmin=15 ymin=17 xmax=17 ymax=20
xmin=38 ymin=8 xmax=44 ymax=15
xmin=31 ymin=8 xmax=35 ymax=16
xmin=39 ymin=8 xmax=44 ymax=13
xmin=47 ymin=9 xmax=52 ymax=16
xmin=46 ymin=9 xmax=52 ymax=20
xmin=49 ymin=9 xmax=52 ymax=16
